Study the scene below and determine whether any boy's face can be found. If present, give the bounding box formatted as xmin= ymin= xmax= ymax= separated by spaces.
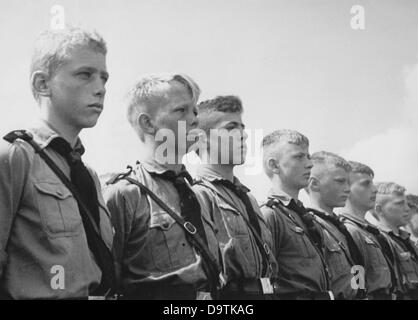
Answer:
xmin=48 ymin=46 xmax=108 ymax=130
xmin=276 ymin=142 xmax=312 ymax=190
xmin=153 ymin=81 xmax=198 ymax=153
xmin=378 ymin=194 xmax=410 ymax=228
xmin=408 ymin=208 xmax=418 ymax=234
xmin=317 ymin=165 xmax=350 ymax=209
xmin=348 ymin=172 xmax=377 ymax=211
xmin=206 ymin=111 xmax=247 ymax=166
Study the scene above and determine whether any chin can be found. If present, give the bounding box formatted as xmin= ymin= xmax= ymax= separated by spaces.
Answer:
xmin=81 ymin=115 xmax=101 ymax=128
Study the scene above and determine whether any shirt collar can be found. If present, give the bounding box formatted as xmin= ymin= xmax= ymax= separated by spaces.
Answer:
xmin=141 ymin=159 xmax=189 ymax=176
xmin=339 ymin=211 xmax=370 ymax=227
xmin=308 ymin=206 xmax=338 ymax=219
xmin=373 ymin=221 xmax=410 ymax=239
xmin=267 ymin=188 xmax=303 ymax=207
xmin=196 ymin=165 xmax=250 ymax=193
xmin=398 ymin=228 xmax=411 ymax=240
xmin=29 ymin=120 xmax=85 ymax=155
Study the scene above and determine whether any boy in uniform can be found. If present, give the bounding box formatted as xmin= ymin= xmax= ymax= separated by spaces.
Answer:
xmin=369 ymin=182 xmax=418 ymax=299
xmin=338 ymin=161 xmax=395 ymax=299
xmin=103 ymin=74 xmax=221 ymax=299
xmin=192 ymin=96 xmax=277 ymax=299
xmin=0 ymin=28 xmax=114 ymax=299
xmin=260 ymin=130 xmax=332 ymax=300
xmin=306 ymin=151 xmax=363 ymax=299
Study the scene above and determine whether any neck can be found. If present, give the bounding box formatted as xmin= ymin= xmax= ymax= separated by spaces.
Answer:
xmin=271 ymin=175 xmax=299 ymax=199
xmin=41 ymin=106 xmax=80 ymax=147
xmin=309 ymin=195 xmax=334 ymax=215
xmin=343 ymin=201 xmax=367 ymax=220
xmin=205 ymin=164 xmax=235 ymax=182
xmin=379 ymin=219 xmax=399 ymax=234
xmin=142 ymin=138 xmax=185 ymax=174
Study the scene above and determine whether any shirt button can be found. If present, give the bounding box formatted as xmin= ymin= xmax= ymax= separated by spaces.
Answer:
xmin=162 ymin=222 xmax=170 ymax=229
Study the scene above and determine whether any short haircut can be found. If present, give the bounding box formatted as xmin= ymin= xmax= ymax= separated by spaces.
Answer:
xmin=310 ymin=151 xmax=351 ymax=173
xmin=407 ymin=194 xmax=418 ymax=211
xmin=375 ymin=182 xmax=406 ymax=207
xmin=348 ymin=160 xmax=375 ymax=178
xmin=30 ymin=27 xmax=107 ymax=101
xmin=197 ymin=95 xmax=243 ymax=132
xmin=126 ymin=73 xmax=200 ymax=140
xmin=376 ymin=182 xmax=406 ymax=196
xmin=261 ymin=129 xmax=309 ymax=149
xmin=261 ymin=130 xmax=310 ymax=178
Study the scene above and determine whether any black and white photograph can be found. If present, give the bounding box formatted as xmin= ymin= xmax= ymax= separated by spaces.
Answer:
xmin=0 ymin=0 xmax=417 ymax=310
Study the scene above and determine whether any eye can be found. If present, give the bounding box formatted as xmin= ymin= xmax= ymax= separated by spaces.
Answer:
xmin=78 ymin=71 xmax=92 ymax=79
xmin=101 ymin=75 xmax=109 ymax=83
xmin=175 ymin=107 xmax=186 ymax=113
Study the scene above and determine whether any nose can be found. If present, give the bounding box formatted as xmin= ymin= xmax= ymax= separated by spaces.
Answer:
xmin=242 ymin=128 xmax=248 ymax=141
xmin=405 ymin=203 xmax=411 ymax=213
xmin=344 ymin=183 xmax=351 ymax=195
xmin=306 ymin=157 xmax=313 ymax=170
xmin=93 ymin=76 xmax=106 ymax=97
xmin=189 ymin=108 xmax=198 ymax=128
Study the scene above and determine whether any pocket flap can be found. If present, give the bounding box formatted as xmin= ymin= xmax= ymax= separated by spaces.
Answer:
xmin=34 ymin=182 xmax=72 ymax=200
xmin=150 ymin=210 xmax=176 ymax=231
xmin=325 ymin=241 xmax=342 ymax=252
xmin=290 ymin=225 xmax=305 ymax=234
xmin=218 ymin=202 xmax=241 ymax=216
xmin=364 ymin=236 xmax=378 ymax=246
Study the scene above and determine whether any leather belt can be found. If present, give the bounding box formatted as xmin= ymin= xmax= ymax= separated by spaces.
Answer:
xmin=222 ymin=278 xmax=275 ymax=295
xmin=278 ymin=291 xmax=335 ymax=300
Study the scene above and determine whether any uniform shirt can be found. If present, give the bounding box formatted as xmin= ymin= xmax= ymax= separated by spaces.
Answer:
xmin=373 ymin=223 xmax=418 ymax=295
xmin=312 ymin=211 xmax=357 ymax=299
xmin=0 ymin=122 xmax=113 ymax=299
xmin=102 ymin=160 xmax=219 ymax=296
xmin=192 ymin=166 xmax=277 ymax=284
xmin=260 ymin=190 xmax=329 ymax=295
xmin=339 ymin=212 xmax=392 ymax=295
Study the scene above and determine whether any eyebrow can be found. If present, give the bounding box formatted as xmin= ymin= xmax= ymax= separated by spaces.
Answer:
xmin=224 ymin=121 xmax=245 ymax=129
xmin=75 ymin=66 xmax=109 ymax=78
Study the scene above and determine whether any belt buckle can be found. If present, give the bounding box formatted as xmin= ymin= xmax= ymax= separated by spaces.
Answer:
xmin=197 ymin=291 xmax=212 ymax=300
xmin=260 ymin=278 xmax=274 ymax=294
xmin=88 ymin=296 xmax=106 ymax=300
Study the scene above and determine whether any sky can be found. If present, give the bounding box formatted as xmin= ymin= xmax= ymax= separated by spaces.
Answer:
xmin=1 ymin=0 xmax=417 ymax=201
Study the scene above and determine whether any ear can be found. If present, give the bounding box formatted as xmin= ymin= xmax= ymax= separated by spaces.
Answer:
xmin=31 ymin=71 xmax=51 ymax=98
xmin=308 ymin=176 xmax=320 ymax=192
xmin=137 ymin=113 xmax=156 ymax=135
xmin=267 ymin=157 xmax=280 ymax=175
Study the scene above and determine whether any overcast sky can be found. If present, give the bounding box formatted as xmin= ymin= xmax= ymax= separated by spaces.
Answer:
xmin=1 ymin=0 xmax=417 ymax=201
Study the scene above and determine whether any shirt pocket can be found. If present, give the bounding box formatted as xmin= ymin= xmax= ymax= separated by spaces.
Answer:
xmin=324 ymin=240 xmax=347 ymax=279
xmin=34 ymin=181 xmax=82 ymax=238
xmin=148 ymin=210 xmax=195 ymax=271
xmin=218 ymin=202 xmax=249 ymax=238
xmin=288 ymin=225 xmax=312 ymax=258
xmin=398 ymin=252 xmax=418 ymax=286
xmin=363 ymin=236 xmax=387 ymax=268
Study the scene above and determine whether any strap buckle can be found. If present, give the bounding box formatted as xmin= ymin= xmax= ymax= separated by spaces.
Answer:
xmin=260 ymin=278 xmax=274 ymax=294
xmin=263 ymin=243 xmax=270 ymax=255
xmin=183 ymin=221 xmax=197 ymax=235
